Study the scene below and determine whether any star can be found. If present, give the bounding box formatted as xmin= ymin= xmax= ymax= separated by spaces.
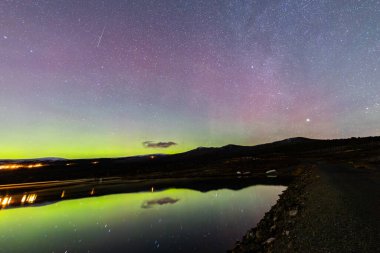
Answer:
xmin=0 ymin=0 xmax=378 ymax=159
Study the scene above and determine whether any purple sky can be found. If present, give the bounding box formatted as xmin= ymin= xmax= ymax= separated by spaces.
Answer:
xmin=0 ymin=0 xmax=379 ymax=158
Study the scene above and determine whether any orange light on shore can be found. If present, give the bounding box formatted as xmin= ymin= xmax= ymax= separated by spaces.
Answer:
xmin=0 ymin=163 xmax=44 ymax=170
xmin=27 ymin=163 xmax=44 ymax=169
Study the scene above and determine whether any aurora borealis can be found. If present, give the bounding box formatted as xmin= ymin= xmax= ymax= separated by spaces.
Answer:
xmin=0 ymin=1 xmax=379 ymax=158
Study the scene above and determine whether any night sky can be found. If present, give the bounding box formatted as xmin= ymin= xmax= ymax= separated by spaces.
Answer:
xmin=0 ymin=0 xmax=379 ymax=158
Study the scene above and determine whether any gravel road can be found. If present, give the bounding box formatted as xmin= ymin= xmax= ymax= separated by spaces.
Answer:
xmin=230 ymin=162 xmax=380 ymax=252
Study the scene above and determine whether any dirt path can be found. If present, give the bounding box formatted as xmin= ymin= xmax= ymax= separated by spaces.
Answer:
xmin=278 ymin=163 xmax=379 ymax=252
xmin=231 ymin=162 xmax=380 ymax=252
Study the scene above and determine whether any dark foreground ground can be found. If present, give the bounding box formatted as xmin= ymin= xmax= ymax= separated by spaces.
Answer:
xmin=230 ymin=161 xmax=380 ymax=252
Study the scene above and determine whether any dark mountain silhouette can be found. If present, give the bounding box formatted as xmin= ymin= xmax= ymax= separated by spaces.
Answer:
xmin=0 ymin=136 xmax=379 ymax=185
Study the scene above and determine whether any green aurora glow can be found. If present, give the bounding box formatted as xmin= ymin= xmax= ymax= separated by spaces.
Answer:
xmin=0 ymin=186 xmax=285 ymax=252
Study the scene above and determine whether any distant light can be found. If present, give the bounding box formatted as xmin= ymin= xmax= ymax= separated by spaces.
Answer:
xmin=151 ymin=187 xmax=154 ymax=192
xmin=0 ymin=163 xmax=44 ymax=170
xmin=61 ymin=191 xmax=65 ymax=198
xmin=306 ymin=118 xmax=311 ymax=122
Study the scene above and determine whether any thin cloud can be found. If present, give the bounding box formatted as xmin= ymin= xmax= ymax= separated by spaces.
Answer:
xmin=143 ymin=141 xmax=177 ymax=148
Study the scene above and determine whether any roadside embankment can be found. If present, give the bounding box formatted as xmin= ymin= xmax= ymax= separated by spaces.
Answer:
xmin=229 ymin=162 xmax=379 ymax=252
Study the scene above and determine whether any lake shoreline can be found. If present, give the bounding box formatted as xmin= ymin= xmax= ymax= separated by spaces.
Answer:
xmin=229 ymin=161 xmax=379 ymax=252
xmin=228 ymin=165 xmax=313 ymax=253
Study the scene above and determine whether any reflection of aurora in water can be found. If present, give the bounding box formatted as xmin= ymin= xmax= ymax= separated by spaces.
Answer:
xmin=0 ymin=185 xmax=285 ymax=253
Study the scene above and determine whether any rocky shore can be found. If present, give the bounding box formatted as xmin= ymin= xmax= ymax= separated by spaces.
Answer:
xmin=229 ymin=161 xmax=379 ymax=253
xmin=229 ymin=165 xmax=315 ymax=253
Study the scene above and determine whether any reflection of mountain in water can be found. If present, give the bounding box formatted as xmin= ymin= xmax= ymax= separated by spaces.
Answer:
xmin=0 ymin=185 xmax=286 ymax=253
xmin=0 ymin=177 xmax=288 ymax=210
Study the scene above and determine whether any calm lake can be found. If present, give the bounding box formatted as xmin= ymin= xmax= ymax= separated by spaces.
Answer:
xmin=0 ymin=185 xmax=285 ymax=253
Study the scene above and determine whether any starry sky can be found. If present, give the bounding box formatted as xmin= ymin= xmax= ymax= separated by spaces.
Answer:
xmin=0 ymin=0 xmax=379 ymax=159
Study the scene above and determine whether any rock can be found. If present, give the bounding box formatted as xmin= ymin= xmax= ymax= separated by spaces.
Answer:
xmin=285 ymin=230 xmax=290 ymax=236
xmin=255 ymin=230 xmax=261 ymax=239
xmin=289 ymin=209 xmax=298 ymax=216
xmin=264 ymin=237 xmax=275 ymax=244
xmin=270 ymin=225 xmax=276 ymax=232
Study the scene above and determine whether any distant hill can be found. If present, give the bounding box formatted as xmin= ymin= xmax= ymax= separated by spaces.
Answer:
xmin=0 ymin=157 xmax=67 ymax=163
xmin=0 ymin=135 xmax=379 ymax=185
xmin=1 ymin=136 xmax=380 ymax=164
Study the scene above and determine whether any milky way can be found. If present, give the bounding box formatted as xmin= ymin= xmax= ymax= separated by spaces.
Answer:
xmin=0 ymin=0 xmax=379 ymax=158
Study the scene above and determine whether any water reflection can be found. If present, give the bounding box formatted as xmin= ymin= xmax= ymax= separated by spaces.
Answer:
xmin=0 ymin=196 xmax=12 ymax=207
xmin=142 ymin=197 xmax=180 ymax=209
xmin=0 ymin=193 xmax=38 ymax=208
xmin=0 ymin=185 xmax=285 ymax=253
xmin=21 ymin=194 xmax=37 ymax=204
